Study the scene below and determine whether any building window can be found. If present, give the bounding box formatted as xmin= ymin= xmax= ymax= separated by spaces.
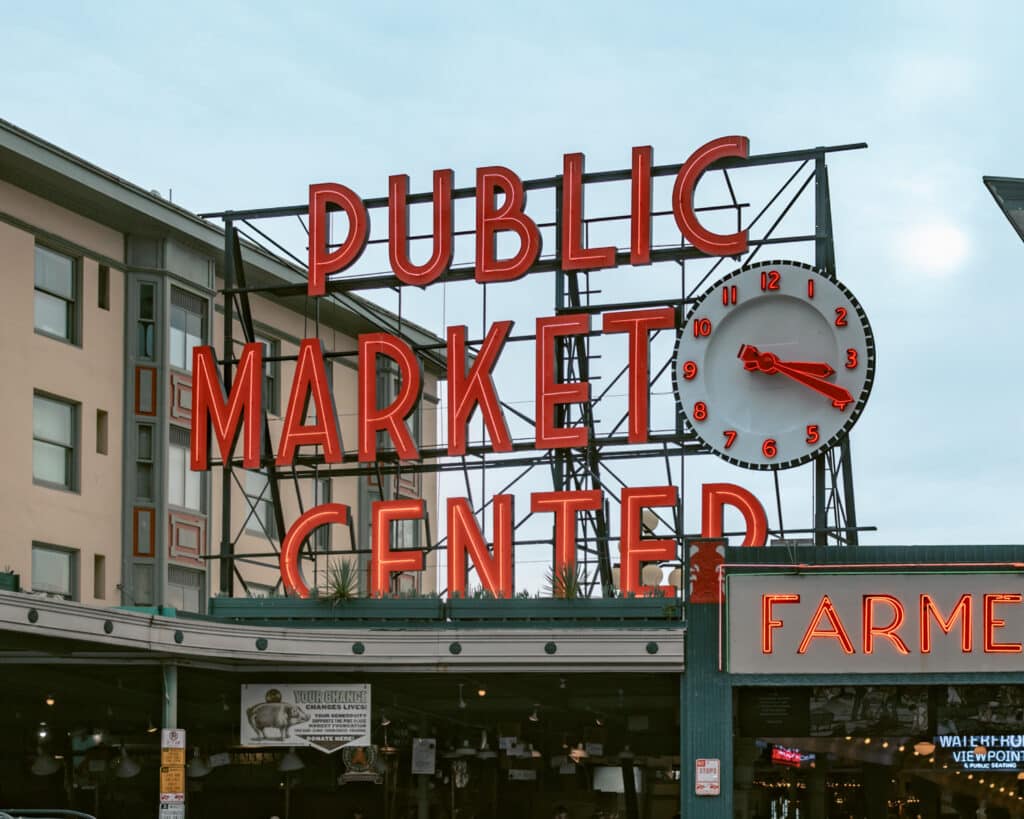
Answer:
xmin=93 ymin=554 xmax=106 ymax=600
xmin=375 ymin=359 xmax=420 ymax=454
xmin=394 ymin=499 xmax=421 ymax=552
xmin=167 ymin=565 xmax=203 ymax=613
xmin=246 ymin=582 xmax=275 ymax=598
xmin=169 ymin=287 xmax=206 ymax=372
xmin=256 ymin=334 xmax=279 ymax=416
xmin=98 ymin=264 xmax=110 ymax=310
xmin=33 ymin=393 xmax=77 ymax=490
xmin=137 ymin=282 xmax=155 ymax=360
xmin=315 ymin=476 xmax=331 ymax=551
xmin=136 ymin=424 xmax=154 ymax=501
xmin=168 ymin=426 xmax=203 ymax=511
xmin=245 ymin=470 xmax=277 ymax=538
xmin=34 ymin=246 xmax=77 ymax=343
xmin=96 ymin=409 xmax=108 ymax=455
xmin=32 ymin=543 xmax=77 ymax=600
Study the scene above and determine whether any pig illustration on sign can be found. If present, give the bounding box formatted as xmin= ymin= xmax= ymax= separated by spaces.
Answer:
xmin=246 ymin=690 xmax=310 ymax=740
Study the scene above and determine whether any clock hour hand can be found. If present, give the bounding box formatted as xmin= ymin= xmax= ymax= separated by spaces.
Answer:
xmin=738 ymin=345 xmax=853 ymax=410
xmin=738 ymin=345 xmax=835 ymax=378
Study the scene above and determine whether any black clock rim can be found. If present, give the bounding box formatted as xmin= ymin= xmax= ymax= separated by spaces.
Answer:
xmin=671 ymin=259 xmax=876 ymax=471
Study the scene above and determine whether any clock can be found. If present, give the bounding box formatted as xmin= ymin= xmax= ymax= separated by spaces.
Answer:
xmin=673 ymin=260 xmax=875 ymax=470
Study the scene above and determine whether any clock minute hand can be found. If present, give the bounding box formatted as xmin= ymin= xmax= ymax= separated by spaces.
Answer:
xmin=738 ymin=345 xmax=853 ymax=410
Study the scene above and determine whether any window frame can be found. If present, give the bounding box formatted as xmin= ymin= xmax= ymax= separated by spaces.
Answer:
xmin=31 ymin=542 xmax=78 ymax=601
xmin=255 ymin=334 xmax=280 ymax=416
xmin=169 ymin=287 xmax=207 ymax=373
xmin=32 ymin=392 xmax=79 ymax=492
xmin=314 ymin=475 xmax=331 ymax=551
xmin=244 ymin=469 xmax=277 ymax=539
xmin=167 ymin=427 xmax=205 ymax=513
xmin=33 ymin=244 xmax=80 ymax=346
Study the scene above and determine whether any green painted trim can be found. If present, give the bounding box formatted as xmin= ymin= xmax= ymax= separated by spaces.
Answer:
xmin=447 ymin=597 xmax=683 ymax=623
xmin=204 ymin=595 xmax=685 ymax=627
xmin=0 ymin=572 xmax=20 ymax=592
xmin=209 ymin=596 xmax=444 ymax=622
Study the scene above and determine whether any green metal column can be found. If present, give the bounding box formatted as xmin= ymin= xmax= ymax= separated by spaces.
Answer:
xmin=162 ymin=663 xmax=178 ymax=728
xmin=680 ymin=601 xmax=733 ymax=815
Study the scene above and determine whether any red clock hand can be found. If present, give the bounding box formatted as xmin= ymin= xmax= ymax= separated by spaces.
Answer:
xmin=738 ymin=345 xmax=853 ymax=410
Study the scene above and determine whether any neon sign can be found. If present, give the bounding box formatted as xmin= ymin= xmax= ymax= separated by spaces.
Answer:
xmin=191 ymin=137 xmax=776 ymax=598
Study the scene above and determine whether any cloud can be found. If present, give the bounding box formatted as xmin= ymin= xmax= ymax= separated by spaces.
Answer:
xmin=896 ymin=221 xmax=970 ymax=277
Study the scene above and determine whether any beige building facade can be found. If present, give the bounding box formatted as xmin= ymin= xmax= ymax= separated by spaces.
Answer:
xmin=0 ymin=119 xmax=439 ymax=612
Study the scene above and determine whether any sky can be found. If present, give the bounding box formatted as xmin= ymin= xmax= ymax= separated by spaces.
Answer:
xmin=3 ymin=0 xmax=1023 ymax=588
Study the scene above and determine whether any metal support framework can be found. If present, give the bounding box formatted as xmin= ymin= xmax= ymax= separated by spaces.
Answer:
xmin=203 ymin=141 xmax=870 ymax=596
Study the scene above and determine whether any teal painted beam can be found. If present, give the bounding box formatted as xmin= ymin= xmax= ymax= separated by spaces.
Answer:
xmin=680 ymin=603 xmax=732 ymax=815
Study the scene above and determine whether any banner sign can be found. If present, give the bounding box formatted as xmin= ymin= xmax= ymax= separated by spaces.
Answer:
xmin=241 ymin=683 xmax=371 ymax=753
xmin=728 ymin=572 xmax=1024 ymax=674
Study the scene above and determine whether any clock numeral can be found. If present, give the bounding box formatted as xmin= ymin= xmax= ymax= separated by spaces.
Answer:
xmin=692 ymin=401 xmax=708 ymax=422
xmin=835 ymin=307 xmax=848 ymax=327
xmin=723 ymin=430 xmax=737 ymax=450
xmin=806 ymin=424 xmax=820 ymax=445
xmin=845 ymin=348 xmax=858 ymax=369
xmin=721 ymin=285 xmax=738 ymax=306
xmin=682 ymin=360 xmax=699 ymax=380
xmin=807 ymin=279 xmax=815 ymax=298
xmin=692 ymin=318 xmax=713 ymax=338
xmin=762 ymin=438 xmax=777 ymax=459
xmin=760 ymin=270 xmax=781 ymax=291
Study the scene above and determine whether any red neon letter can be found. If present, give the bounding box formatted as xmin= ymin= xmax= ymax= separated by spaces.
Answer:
xmin=630 ymin=146 xmax=652 ymax=265
xmin=562 ymin=153 xmax=616 ymax=271
xmin=447 ymin=495 xmax=514 ymax=599
xmin=475 ymin=166 xmax=541 ymax=283
xmin=370 ymin=498 xmax=425 ymax=596
xmin=536 ymin=314 xmax=591 ymax=449
xmin=531 ymin=490 xmax=602 ymax=593
xmin=672 ymin=136 xmax=750 ymax=257
xmin=190 ymin=343 xmax=262 ymax=470
xmin=280 ymin=503 xmax=350 ymax=598
xmin=619 ymin=486 xmax=677 ymax=597
xmin=447 ymin=321 xmax=513 ymax=456
xmin=797 ymin=595 xmax=855 ymax=655
xmin=983 ymin=593 xmax=1023 ymax=654
xmin=701 ymin=482 xmax=768 ymax=546
xmin=920 ymin=594 xmax=973 ymax=653
xmin=388 ymin=170 xmax=453 ymax=286
xmin=762 ymin=594 xmax=800 ymax=653
xmin=863 ymin=594 xmax=910 ymax=655
xmin=276 ymin=339 xmax=343 ymax=466
xmin=358 ymin=333 xmax=421 ymax=462
xmin=602 ymin=308 xmax=675 ymax=443
xmin=308 ymin=182 xmax=369 ymax=297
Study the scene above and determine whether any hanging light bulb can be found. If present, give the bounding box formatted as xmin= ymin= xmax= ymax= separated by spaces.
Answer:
xmin=31 ymin=750 xmax=61 ymax=776
xmin=913 ymin=740 xmax=936 ymax=756
xmin=146 ymin=719 xmax=159 ymax=734
xmin=187 ymin=747 xmax=211 ymax=778
xmin=380 ymin=713 xmax=391 ymax=727
xmin=44 ymin=695 xmax=55 ymax=707
xmin=528 ymin=705 xmax=540 ymax=723
xmin=114 ymin=746 xmax=141 ymax=779
xmin=457 ymin=684 xmax=466 ymax=710
xmin=278 ymin=749 xmax=305 ymax=772
xmin=974 ymin=744 xmax=988 ymax=756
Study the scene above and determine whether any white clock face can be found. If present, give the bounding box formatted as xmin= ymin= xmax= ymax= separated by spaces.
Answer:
xmin=673 ymin=260 xmax=875 ymax=470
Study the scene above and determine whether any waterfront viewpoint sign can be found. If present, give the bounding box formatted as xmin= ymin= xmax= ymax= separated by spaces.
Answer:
xmin=188 ymin=137 xmax=870 ymax=599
